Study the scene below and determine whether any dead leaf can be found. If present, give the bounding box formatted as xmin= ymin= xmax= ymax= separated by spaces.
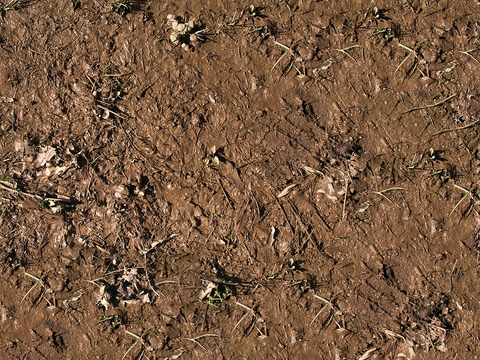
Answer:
xmin=37 ymin=164 xmax=69 ymax=178
xmin=317 ymin=58 xmax=334 ymax=71
xmin=14 ymin=139 xmax=27 ymax=153
xmin=219 ymin=161 xmax=244 ymax=191
xmin=63 ymin=290 xmax=84 ymax=304
xmin=199 ymin=281 xmax=216 ymax=300
xmin=35 ymin=146 xmax=56 ymax=167
xmin=397 ymin=339 xmax=415 ymax=359
xmin=355 ymin=201 xmax=371 ymax=213
xmin=46 ymin=305 xmax=62 ymax=316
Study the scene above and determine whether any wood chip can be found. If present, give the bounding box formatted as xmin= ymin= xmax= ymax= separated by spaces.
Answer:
xmin=277 ymin=184 xmax=296 ymax=198
xmin=358 ymin=348 xmax=377 ymax=360
xmin=268 ymin=226 xmax=276 ymax=247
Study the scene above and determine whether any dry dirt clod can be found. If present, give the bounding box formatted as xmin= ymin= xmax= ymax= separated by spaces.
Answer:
xmin=166 ymin=14 xmax=201 ymax=49
xmin=176 ymin=23 xmax=186 ymax=33
xmin=170 ymin=33 xmax=179 ymax=45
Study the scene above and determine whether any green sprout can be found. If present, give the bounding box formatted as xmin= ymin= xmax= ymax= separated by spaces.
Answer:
xmin=112 ymin=0 xmax=131 ymax=16
xmin=430 ymin=168 xmax=450 ymax=182
xmin=289 ymin=278 xmax=311 ymax=293
xmin=40 ymin=199 xmax=56 ymax=209
xmin=1 ymin=170 xmax=10 ymax=183
xmin=205 ymin=284 xmax=231 ymax=308
xmin=250 ymin=25 xmax=271 ymax=39
xmin=375 ymin=27 xmax=395 ymax=41
xmin=100 ymin=314 xmax=122 ymax=328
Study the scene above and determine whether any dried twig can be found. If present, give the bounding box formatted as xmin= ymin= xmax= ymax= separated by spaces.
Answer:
xmin=431 ymin=118 xmax=480 ymax=137
xmin=402 ymin=93 xmax=457 ymax=114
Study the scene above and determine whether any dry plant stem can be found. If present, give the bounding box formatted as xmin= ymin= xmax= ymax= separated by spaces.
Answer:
xmin=313 ymin=294 xmax=334 ymax=309
xmin=0 ymin=181 xmax=41 ymax=200
xmin=274 ymin=41 xmax=291 ymax=51
xmin=1 ymin=0 xmax=21 ymax=10
xmin=431 ymin=118 xmax=480 ymax=137
xmin=189 ymin=334 xmax=220 ymax=341
xmin=375 ymin=191 xmax=393 ymax=204
xmin=342 ymin=175 xmax=348 ymax=220
xmin=188 ymin=338 xmax=207 ymax=351
xmin=122 ymin=330 xmax=143 ymax=360
xmin=308 ymin=294 xmax=334 ymax=332
xmin=268 ymin=41 xmax=295 ymax=79
xmin=187 ymin=334 xmax=219 ymax=351
xmin=268 ymin=51 xmax=290 ymax=79
xmin=122 ymin=340 xmax=140 ymax=360
xmin=155 ymin=280 xmax=179 ymax=286
xmin=373 ymin=187 xmax=406 ymax=204
xmin=307 ymin=303 xmax=328 ymax=331
xmin=459 ymin=49 xmax=480 ymax=64
xmin=18 ymin=272 xmax=43 ymax=310
xmin=335 ymin=45 xmax=360 ymax=62
xmin=274 ymin=196 xmax=295 ymax=236
xmin=447 ymin=184 xmax=473 ymax=223
xmin=394 ymin=43 xmax=416 ymax=77
xmin=450 ymin=259 xmax=458 ymax=292
xmin=0 ymin=181 xmax=70 ymax=202
xmin=96 ymin=104 xmax=125 ymax=119
xmin=89 ymin=267 xmax=144 ymax=283
xmin=376 ymin=187 xmax=406 ymax=193
xmin=232 ymin=302 xmax=254 ymax=334
xmin=144 ymin=251 xmax=165 ymax=299
xmin=402 ymin=93 xmax=457 ymax=114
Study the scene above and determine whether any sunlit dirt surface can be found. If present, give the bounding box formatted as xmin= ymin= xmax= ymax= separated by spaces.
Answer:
xmin=1 ymin=1 xmax=480 ymax=358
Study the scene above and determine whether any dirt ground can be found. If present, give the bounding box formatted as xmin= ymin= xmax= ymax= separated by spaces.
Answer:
xmin=1 ymin=0 xmax=480 ymax=358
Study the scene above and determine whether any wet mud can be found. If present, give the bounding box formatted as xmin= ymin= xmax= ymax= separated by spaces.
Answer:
xmin=1 ymin=0 xmax=480 ymax=358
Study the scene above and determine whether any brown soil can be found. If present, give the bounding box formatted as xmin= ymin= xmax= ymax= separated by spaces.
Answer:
xmin=1 ymin=0 xmax=480 ymax=359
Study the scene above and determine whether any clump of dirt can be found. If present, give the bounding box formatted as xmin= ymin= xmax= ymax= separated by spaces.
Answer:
xmin=1 ymin=0 xmax=480 ymax=359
